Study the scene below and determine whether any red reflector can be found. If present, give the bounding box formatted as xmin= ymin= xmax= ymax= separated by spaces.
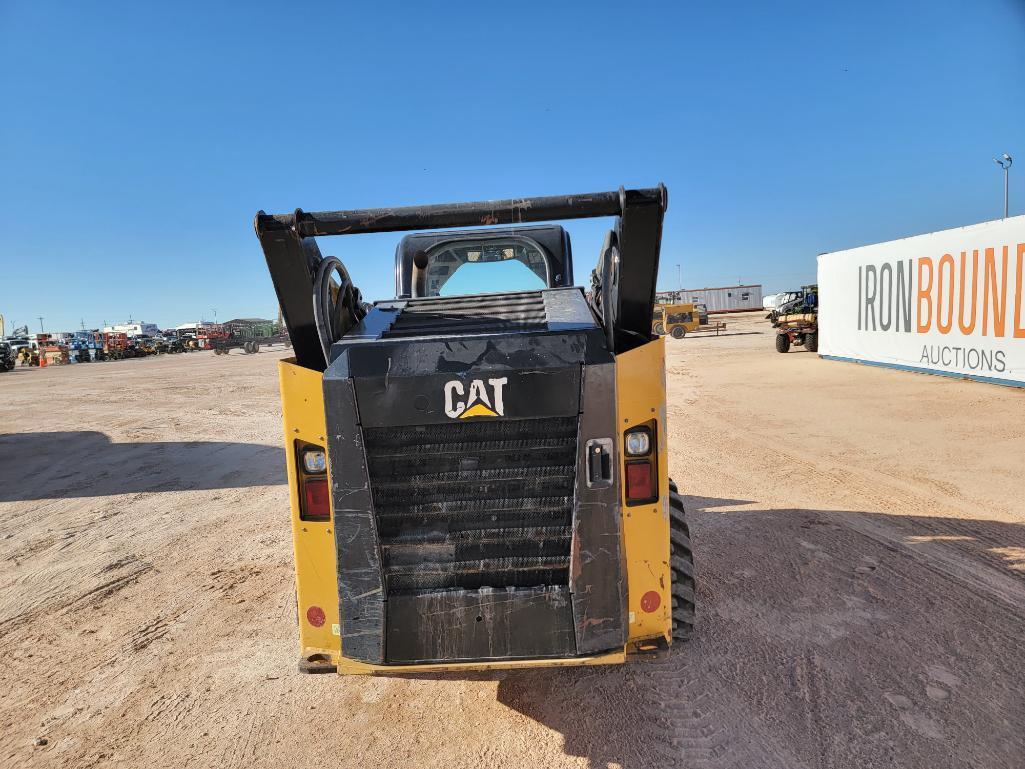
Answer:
xmin=640 ymin=590 xmax=661 ymax=613
xmin=625 ymin=461 xmax=653 ymax=501
xmin=306 ymin=606 xmax=326 ymax=627
xmin=303 ymin=478 xmax=330 ymax=521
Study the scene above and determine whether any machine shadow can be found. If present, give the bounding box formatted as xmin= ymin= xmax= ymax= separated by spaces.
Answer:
xmin=495 ymin=661 xmax=686 ymax=769
xmin=0 ymin=431 xmax=285 ymax=502
xmin=492 ymin=495 xmax=1025 ymax=768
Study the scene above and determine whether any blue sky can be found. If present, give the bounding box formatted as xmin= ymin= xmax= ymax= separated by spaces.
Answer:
xmin=1 ymin=0 xmax=1023 ymax=332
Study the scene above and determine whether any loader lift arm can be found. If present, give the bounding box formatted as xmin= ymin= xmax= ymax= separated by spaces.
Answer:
xmin=254 ymin=185 xmax=668 ymax=371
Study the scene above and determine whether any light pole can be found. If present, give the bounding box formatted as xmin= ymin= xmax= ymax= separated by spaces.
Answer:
xmin=37 ymin=316 xmax=44 ymax=334
xmin=995 ymin=153 xmax=1012 ymax=218
xmin=676 ymin=264 xmax=681 ymax=301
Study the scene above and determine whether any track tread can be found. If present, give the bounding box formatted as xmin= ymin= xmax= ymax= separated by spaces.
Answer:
xmin=668 ymin=479 xmax=696 ymax=641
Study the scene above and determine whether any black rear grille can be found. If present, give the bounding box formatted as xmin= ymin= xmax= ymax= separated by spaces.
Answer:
xmin=364 ymin=416 xmax=578 ymax=594
xmin=382 ymin=291 xmax=547 ymax=338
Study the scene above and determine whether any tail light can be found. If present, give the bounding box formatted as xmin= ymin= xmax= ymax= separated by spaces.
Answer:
xmin=302 ymin=477 xmax=330 ymax=521
xmin=624 ymin=423 xmax=658 ymax=505
xmin=297 ymin=440 xmax=330 ymax=522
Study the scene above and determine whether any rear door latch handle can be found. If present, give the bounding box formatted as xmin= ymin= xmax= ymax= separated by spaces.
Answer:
xmin=585 ymin=438 xmax=614 ymax=488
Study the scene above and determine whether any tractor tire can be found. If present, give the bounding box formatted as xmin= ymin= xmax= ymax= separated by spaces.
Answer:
xmin=243 ymin=342 xmax=252 ymax=354
xmin=670 ymin=326 xmax=686 ymax=340
xmin=668 ymin=480 xmax=695 ymax=641
xmin=775 ymin=333 xmax=790 ymax=353
xmin=653 ymin=322 xmax=665 ymax=336
xmin=252 ymin=342 xmax=260 ymax=354
xmin=805 ymin=331 xmax=818 ymax=353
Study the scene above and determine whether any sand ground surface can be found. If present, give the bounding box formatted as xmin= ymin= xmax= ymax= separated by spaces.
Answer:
xmin=1 ymin=313 xmax=1023 ymax=769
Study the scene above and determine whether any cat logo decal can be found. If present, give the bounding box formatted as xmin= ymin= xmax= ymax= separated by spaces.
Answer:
xmin=444 ymin=377 xmax=508 ymax=419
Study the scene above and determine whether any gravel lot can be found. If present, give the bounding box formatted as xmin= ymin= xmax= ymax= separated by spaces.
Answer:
xmin=2 ymin=313 xmax=1023 ymax=768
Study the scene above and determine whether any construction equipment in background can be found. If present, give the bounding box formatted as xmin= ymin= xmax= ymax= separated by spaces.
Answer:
xmin=212 ymin=337 xmax=262 ymax=355
xmin=133 ymin=336 xmax=159 ymax=356
xmin=0 ymin=342 xmax=15 ymax=372
xmin=197 ymin=324 xmax=229 ymax=350
xmin=121 ymin=343 xmax=143 ymax=359
xmin=5 ymin=334 xmax=31 ymax=359
xmin=766 ymin=284 xmax=816 ymax=323
xmin=211 ymin=318 xmax=275 ymax=355
xmin=224 ymin=317 xmax=278 ymax=339
xmin=255 ymin=184 xmax=696 ymax=676
xmin=175 ymin=332 xmax=201 ymax=351
xmin=89 ymin=331 xmax=108 ymax=360
xmin=652 ymin=302 xmax=726 ymax=338
xmin=103 ymin=332 xmax=129 ymax=360
xmin=69 ymin=331 xmax=94 ymax=362
xmin=17 ymin=347 xmax=39 ymax=367
xmin=266 ymin=327 xmax=292 ymax=348
xmin=40 ymin=343 xmax=70 ymax=366
xmin=151 ymin=335 xmax=183 ymax=354
xmin=772 ymin=284 xmax=819 ymax=353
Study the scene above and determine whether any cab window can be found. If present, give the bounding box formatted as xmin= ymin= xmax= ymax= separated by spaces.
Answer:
xmin=424 ymin=238 xmax=549 ymax=297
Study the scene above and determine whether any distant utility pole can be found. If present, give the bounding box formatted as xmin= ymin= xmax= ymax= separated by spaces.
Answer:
xmin=212 ymin=308 xmax=217 ymax=322
xmin=995 ymin=153 xmax=1012 ymax=218
xmin=676 ymin=264 xmax=681 ymax=294
xmin=37 ymin=316 xmax=44 ymax=333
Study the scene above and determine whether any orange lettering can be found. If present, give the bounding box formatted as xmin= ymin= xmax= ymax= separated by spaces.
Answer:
xmin=1015 ymin=243 xmax=1025 ymax=339
xmin=982 ymin=246 xmax=1008 ymax=337
xmin=957 ymin=250 xmax=978 ymax=335
xmin=917 ymin=257 xmax=933 ymax=332
xmin=936 ymin=253 xmax=954 ymax=334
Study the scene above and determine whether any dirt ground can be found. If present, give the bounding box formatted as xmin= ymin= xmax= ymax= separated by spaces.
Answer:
xmin=2 ymin=313 xmax=1023 ymax=769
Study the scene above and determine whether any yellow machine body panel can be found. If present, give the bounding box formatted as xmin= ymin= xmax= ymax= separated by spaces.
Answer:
xmin=281 ymin=336 xmax=673 ymax=674
xmin=616 ymin=338 xmax=673 ymax=645
xmin=336 ymin=650 xmax=626 ymax=675
xmin=279 ymin=360 xmax=341 ymax=660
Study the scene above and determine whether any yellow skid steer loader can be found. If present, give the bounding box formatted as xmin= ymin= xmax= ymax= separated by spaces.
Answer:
xmin=254 ymin=185 xmax=694 ymax=674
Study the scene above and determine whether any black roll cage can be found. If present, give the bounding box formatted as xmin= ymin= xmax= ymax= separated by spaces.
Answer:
xmin=254 ymin=185 xmax=668 ymax=371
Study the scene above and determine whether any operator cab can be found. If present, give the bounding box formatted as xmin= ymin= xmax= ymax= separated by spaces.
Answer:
xmin=394 ymin=225 xmax=573 ymax=298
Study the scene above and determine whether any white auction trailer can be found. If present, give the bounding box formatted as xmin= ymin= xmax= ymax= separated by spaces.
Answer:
xmin=680 ymin=284 xmax=763 ymax=313
xmin=817 ymin=215 xmax=1025 ymax=388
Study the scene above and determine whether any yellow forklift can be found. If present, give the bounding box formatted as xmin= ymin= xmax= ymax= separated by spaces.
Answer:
xmin=255 ymin=185 xmax=695 ymax=674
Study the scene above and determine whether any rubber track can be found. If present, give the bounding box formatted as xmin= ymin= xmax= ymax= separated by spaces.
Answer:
xmin=669 ymin=479 xmax=696 ymax=641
